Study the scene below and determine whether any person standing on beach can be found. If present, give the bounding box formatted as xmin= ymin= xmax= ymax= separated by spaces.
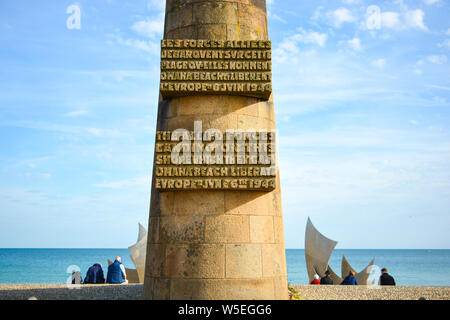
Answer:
xmin=341 ymin=270 xmax=358 ymax=285
xmin=310 ymin=274 xmax=321 ymax=285
xmin=379 ymin=268 xmax=396 ymax=286
xmin=106 ymin=257 xmax=128 ymax=284
xmin=320 ymin=270 xmax=334 ymax=285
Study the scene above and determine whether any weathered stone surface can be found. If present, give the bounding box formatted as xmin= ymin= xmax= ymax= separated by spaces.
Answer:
xmin=159 ymin=215 xmax=205 ymax=243
xmin=165 ymin=0 xmax=268 ymax=41
xmin=225 ymin=244 xmax=262 ymax=278
xmin=204 ymin=215 xmax=250 ymax=243
xmin=172 ymin=191 xmax=224 ymax=215
xmin=273 ymin=216 xmax=285 ymax=244
xmin=262 ymin=244 xmax=286 ymax=277
xmin=145 ymin=244 xmax=166 ymax=278
xmin=273 ymin=276 xmax=289 ymax=300
xmin=250 ymin=216 xmax=274 ymax=243
xmin=193 ymin=2 xmax=239 ymax=25
xmin=169 ymin=278 xmax=275 ymax=300
xmin=165 ymin=244 xmax=225 ymax=278
xmin=225 ymin=191 xmax=271 ymax=215
xmin=176 ymin=95 xmax=221 ymax=116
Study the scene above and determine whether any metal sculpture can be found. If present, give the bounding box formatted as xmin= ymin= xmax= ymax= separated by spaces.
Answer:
xmin=305 ymin=217 xmax=375 ymax=285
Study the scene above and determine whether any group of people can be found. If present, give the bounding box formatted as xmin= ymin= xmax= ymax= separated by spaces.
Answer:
xmin=310 ymin=268 xmax=396 ymax=286
xmin=71 ymin=257 xmax=128 ymax=285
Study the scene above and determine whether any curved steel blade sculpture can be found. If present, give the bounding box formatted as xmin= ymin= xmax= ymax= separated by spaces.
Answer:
xmin=326 ymin=265 xmax=343 ymax=285
xmin=128 ymin=223 xmax=148 ymax=283
xmin=305 ymin=217 xmax=337 ymax=282
xmin=341 ymin=255 xmax=375 ymax=285
xmin=305 ymin=217 xmax=375 ymax=285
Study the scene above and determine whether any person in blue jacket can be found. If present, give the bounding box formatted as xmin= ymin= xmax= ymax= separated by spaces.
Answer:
xmin=341 ymin=270 xmax=358 ymax=285
xmin=84 ymin=263 xmax=105 ymax=284
xmin=106 ymin=257 xmax=128 ymax=284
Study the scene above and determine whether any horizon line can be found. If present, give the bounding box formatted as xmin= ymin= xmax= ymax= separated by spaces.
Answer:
xmin=1 ymin=247 xmax=449 ymax=250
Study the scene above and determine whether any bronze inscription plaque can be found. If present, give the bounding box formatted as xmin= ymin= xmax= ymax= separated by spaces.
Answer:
xmin=160 ymin=40 xmax=272 ymax=100
xmin=154 ymin=129 xmax=277 ymax=191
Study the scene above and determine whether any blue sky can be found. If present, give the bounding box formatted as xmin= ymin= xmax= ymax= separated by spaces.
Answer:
xmin=0 ymin=0 xmax=449 ymax=249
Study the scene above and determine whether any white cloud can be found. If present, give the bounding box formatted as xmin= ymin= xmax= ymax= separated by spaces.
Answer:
xmin=404 ymin=9 xmax=427 ymax=31
xmin=427 ymin=55 xmax=447 ymax=64
xmin=446 ymin=29 xmax=450 ymax=35
xmin=131 ymin=16 xmax=164 ymax=39
xmin=87 ymin=128 xmax=122 ymax=137
xmin=273 ymin=29 xmax=327 ymax=63
xmin=371 ymin=58 xmax=386 ymax=68
xmin=364 ymin=4 xmax=427 ymax=31
xmin=342 ymin=0 xmax=361 ymax=4
xmin=438 ymin=39 xmax=450 ymax=49
xmin=413 ymin=59 xmax=424 ymax=74
xmin=330 ymin=7 xmax=357 ymax=28
xmin=313 ymin=7 xmax=357 ymax=28
xmin=381 ymin=11 xmax=401 ymax=29
xmin=428 ymin=85 xmax=450 ymax=91
xmin=292 ymin=28 xmax=328 ymax=47
xmin=111 ymin=12 xmax=164 ymax=54
xmin=271 ymin=13 xmax=287 ymax=24
xmin=266 ymin=0 xmax=275 ymax=18
xmin=94 ymin=176 xmax=149 ymax=189
xmin=348 ymin=37 xmax=362 ymax=51
xmin=433 ymin=96 xmax=447 ymax=104
xmin=147 ymin=0 xmax=165 ymax=11
xmin=65 ymin=110 xmax=88 ymax=117
xmin=113 ymin=35 xmax=160 ymax=54
xmin=423 ymin=0 xmax=441 ymax=5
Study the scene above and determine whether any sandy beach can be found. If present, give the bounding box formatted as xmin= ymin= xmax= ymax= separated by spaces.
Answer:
xmin=0 ymin=284 xmax=449 ymax=300
xmin=290 ymin=285 xmax=450 ymax=300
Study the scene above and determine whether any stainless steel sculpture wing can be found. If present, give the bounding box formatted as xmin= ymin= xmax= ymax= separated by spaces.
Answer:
xmin=305 ymin=217 xmax=338 ymax=282
xmin=128 ymin=223 xmax=148 ymax=283
xmin=305 ymin=217 xmax=375 ymax=285
xmin=341 ymin=255 xmax=375 ymax=285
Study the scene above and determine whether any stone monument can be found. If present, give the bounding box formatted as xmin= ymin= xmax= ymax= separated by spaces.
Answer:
xmin=144 ymin=0 xmax=288 ymax=300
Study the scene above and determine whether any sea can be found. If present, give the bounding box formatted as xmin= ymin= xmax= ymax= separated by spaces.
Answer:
xmin=0 ymin=249 xmax=449 ymax=286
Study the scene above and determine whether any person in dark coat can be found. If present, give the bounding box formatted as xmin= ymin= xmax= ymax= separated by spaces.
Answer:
xmin=341 ymin=270 xmax=358 ymax=285
xmin=379 ymin=268 xmax=396 ymax=286
xmin=84 ymin=263 xmax=105 ymax=284
xmin=320 ymin=270 xmax=334 ymax=285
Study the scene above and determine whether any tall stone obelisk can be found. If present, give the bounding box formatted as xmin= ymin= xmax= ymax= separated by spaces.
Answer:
xmin=144 ymin=0 xmax=288 ymax=300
